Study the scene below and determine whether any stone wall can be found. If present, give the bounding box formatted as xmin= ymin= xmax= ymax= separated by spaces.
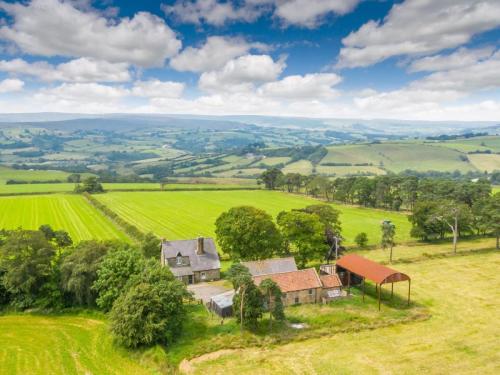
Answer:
xmin=282 ymin=287 xmax=321 ymax=306
xmin=194 ymin=268 xmax=220 ymax=283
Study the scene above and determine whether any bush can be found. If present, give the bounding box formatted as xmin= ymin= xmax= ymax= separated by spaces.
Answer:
xmin=354 ymin=232 xmax=368 ymax=247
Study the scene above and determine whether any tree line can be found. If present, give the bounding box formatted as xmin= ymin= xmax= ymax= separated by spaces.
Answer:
xmin=0 ymin=226 xmax=188 ymax=348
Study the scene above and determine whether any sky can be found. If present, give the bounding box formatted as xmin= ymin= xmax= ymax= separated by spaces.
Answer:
xmin=0 ymin=0 xmax=498 ymax=121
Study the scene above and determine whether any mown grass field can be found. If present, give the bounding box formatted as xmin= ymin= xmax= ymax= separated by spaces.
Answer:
xmin=0 ymin=194 xmax=128 ymax=242
xmin=0 ymin=314 xmax=164 ymax=375
xmin=95 ymin=190 xmax=412 ymax=245
xmin=0 ymin=166 xmax=72 ymax=184
xmin=190 ymin=248 xmax=500 ymax=374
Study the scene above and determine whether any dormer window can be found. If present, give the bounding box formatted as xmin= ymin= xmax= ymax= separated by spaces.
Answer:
xmin=176 ymin=253 xmax=183 ymax=266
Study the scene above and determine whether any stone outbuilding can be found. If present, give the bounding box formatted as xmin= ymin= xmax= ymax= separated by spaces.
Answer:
xmin=242 ymin=257 xmax=298 ymax=277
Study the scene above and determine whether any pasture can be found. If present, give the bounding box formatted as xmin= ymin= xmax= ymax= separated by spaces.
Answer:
xmin=0 ymin=314 xmax=163 ymax=375
xmin=0 ymin=194 xmax=128 ymax=242
xmin=0 ymin=166 xmax=71 ymax=184
xmin=190 ymin=249 xmax=500 ymax=374
xmin=95 ymin=190 xmax=413 ymax=245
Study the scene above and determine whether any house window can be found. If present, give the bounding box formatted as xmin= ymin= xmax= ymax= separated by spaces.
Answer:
xmin=294 ymin=296 xmax=299 ymax=304
xmin=176 ymin=256 xmax=183 ymax=266
xmin=201 ymin=272 xmax=206 ymax=280
xmin=308 ymin=289 xmax=314 ymax=295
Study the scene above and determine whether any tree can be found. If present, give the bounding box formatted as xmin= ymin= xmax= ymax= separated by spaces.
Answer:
xmin=54 ymin=230 xmax=73 ymax=247
xmin=478 ymin=193 xmax=500 ymax=249
xmin=432 ymin=202 xmax=472 ymax=253
xmin=93 ymin=245 xmax=145 ymax=311
xmin=75 ymin=176 xmax=104 ymax=193
xmin=0 ymin=229 xmax=55 ymax=308
xmin=60 ymin=240 xmax=112 ymax=306
xmin=109 ymin=260 xmax=188 ymax=348
xmin=277 ymin=210 xmax=328 ymax=267
xmin=381 ymin=220 xmax=396 ymax=262
xmin=215 ymin=206 xmax=283 ymax=260
xmin=259 ymin=278 xmax=285 ymax=331
xmin=67 ymin=173 xmax=81 ymax=183
xmin=227 ymin=263 xmax=263 ymax=330
xmin=39 ymin=224 xmax=55 ymax=240
xmin=354 ymin=232 xmax=368 ymax=247
xmin=260 ymin=168 xmax=284 ymax=190
xmin=141 ymin=232 xmax=160 ymax=258
xmin=409 ymin=201 xmax=446 ymax=240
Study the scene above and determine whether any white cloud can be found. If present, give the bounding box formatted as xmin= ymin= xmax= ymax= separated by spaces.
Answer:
xmin=0 ymin=58 xmax=131 ymax=82
xmin=199 ymin=54 xmax=286 ymax=93
xmin=408 ymin=47 xmax=495 ymax=73
xmin=0 ymin=78 xmax=24 ymax=93
xmin=337 ymin=0 xmax=500 ymax=68
xmin=258 ymin=73 xmax=341 ymax=99
xmin=163 ymin=0 xmax=260 ymax=26
xmin=0 ymin=0 xmax=181 ymax=67
xmin=132 ymin=80 xmax=185 ymax=98
xmin=34 ymin=82 xmax=128 ymax=102
xmin=270 ymin=0 xmax=359 ymax=28
xmin=170 ymin=36 xmax=265 ymax=73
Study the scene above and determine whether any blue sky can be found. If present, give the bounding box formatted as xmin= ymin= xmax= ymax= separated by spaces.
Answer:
xmin=0 ymin=0 xmax=498 ymax=120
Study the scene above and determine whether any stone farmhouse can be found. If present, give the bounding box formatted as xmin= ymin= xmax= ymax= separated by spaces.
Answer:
xmin=161 ymin=237 xmax=220 ymax=284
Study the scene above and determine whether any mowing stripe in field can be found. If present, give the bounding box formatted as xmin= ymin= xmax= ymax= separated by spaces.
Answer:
xmin=95 ymin=190 xmax=412 ymax=245
xmin=0 ymin=194 xmax=129 ymax=242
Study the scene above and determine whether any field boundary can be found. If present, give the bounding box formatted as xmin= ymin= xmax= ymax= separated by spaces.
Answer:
xmin=82 ymin=193 xmax=144 ymax=242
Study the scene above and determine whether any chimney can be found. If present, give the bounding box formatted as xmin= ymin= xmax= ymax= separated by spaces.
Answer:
xmin=197 ymin=237 xmax=204 ymax=255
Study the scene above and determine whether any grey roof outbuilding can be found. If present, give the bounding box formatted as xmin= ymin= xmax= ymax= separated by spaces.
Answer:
xmin=242 ymin=257 xmax=298 ymax=277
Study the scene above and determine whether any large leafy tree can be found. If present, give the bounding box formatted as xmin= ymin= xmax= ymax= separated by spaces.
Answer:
xmin=260 ymin=168 xmax=284 ymax=190
xmin=109 ymin=259 xmax=188 ymax=348
xmin=141 ymin=232 xmax=161 ymax=258
xmin=75 ymin=176 xmax=104 ymax=193
xmin=60 ymin=240 xmax=113 ymax=306
xmin=93 ymin=245 xmax=145 ymax=311
xmin=474 ymin=193 xmax=500 ymax=249
xmin=277 ymin=210 xmax=328 ymax=267
xmin=215 ymin=206 xmax=283 ymax=260
xmin=0 ymin=229 xmax=55 ymax=308
xmin=431 ymin=202 xmax=473 ymax=253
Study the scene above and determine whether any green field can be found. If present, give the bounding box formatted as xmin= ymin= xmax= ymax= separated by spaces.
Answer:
xmin=95 ymin=190 xmax=412 ymax=245
xmin=190 ymin=248 xmax=500 ymax=374
xmin=321 ymin=143 xmax=477 ymax=173
xmin=0 ymin=314 xmax=162 ymax=375
xmin=468 ymin=154 xmax=500 ymax=172
xmin=0 ymin=194 xmax=128 ymax=242
xmin=438 ymin=136 xmax=500 ymax=153
xmin=0 ymin=166 xmax=72 ymax=184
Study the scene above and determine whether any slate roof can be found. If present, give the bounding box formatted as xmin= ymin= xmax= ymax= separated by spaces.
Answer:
xmin=253 ymin=268 xmax=322 ymax=293
xmin=162 ymin=238 xmax=220 ymax=277
xmin=242 ymin=257 xmax=298 ymax=277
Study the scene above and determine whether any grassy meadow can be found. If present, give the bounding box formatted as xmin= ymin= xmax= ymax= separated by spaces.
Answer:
xmin=95 ymin=190 xmax=413 ymax=246
xmin=0 ymin=194 xmax=128 ymax=242
xmin=0 ymin=314 xmax=165 ymax=375
xmin=189 ymin=248 xmax=500 ymax=374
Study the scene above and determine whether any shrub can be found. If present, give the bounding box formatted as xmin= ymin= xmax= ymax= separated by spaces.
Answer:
xmin=354 ymin=232 xmax=368 ymax=247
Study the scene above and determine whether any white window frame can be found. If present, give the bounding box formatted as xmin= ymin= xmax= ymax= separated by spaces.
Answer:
xmin=201 ymin=272 xmax=206 ymax=280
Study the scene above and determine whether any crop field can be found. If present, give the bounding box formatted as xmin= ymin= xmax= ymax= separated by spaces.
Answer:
xmin=0 ymin=194 xmax=128 ymax=242
xmin=468 ymin=154 xmax=500 ymax=172
xmin=321 ymin=143 xmax=476 ymax=173
xmin=439 ymin=136 xmax=500 ymax=153
xmin=0 ymin=314 xmax=161 ymax=375
xmin=282 ymin=160 xmax=313 ymax=174
xmin=315 ymin=164 xmax=386 ymax=176
xmin=95 ymin=190 xmax=412 ymax=245
xmin=190 ymin=249 xmax=500 ymax=374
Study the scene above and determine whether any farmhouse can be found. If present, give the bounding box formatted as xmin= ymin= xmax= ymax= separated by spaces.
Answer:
xmin=161 ymin=237 xmax=221 ymax=284
xmin=242 ymin=257 xmax=298 ymax=277
xmin=253 ymin=268 xmax=324 ymax=306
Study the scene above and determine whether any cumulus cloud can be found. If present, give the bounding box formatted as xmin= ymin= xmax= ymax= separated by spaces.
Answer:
xmin=408 ymin=47 xmax=495 ymax=73
xmin=0 ymin=0 xmax=181 ymax=67
xmin=164 ymin=0 xmax=359 ymax=28
xmin=170 ymin=36 xmax=266 ymax=73
xmin=337 ymin=0 xmax=500 ymax=68
xmin=0 ymin=58 xmax=131 ymax=82
xmin=0 ymin=78 xmax=24 ymax=93
xmin=258 ymin=73 xmax=341 ymax=99
xmin=199 ymin=54 xmax=286 ymax=93
xmin=132 ymin=80 xmax=185 ymax=98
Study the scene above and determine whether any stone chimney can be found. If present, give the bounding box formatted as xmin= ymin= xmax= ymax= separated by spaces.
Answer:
xmin=197 ymin=237 xmax=204 ymax=255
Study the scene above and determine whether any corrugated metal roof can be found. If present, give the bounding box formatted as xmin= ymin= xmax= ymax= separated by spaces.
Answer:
xmin=242 ymin=257 xmax=298 ymax=277
xmin=336 ymin=254 xmax=410 ymax=284
xmin=210 ymin=290 xmax=235 ymax=309
xmin=253 ymin=268 xmax=322 ymax=293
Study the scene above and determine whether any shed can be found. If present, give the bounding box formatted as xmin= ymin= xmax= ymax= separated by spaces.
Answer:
xmin=242 ymin=257 xmax=297 ymax=277
xmin=336 ymin=254 xmax=411 ymax=310
xmin=209 ymin=290 xmax=235 ymax=317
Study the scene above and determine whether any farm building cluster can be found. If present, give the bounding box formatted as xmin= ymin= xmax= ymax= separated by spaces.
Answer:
xmin=161 ymin=237 xmax=411 ymax=316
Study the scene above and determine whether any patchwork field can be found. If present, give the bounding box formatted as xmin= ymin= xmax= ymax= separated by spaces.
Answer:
xmin=0 ymin=314 xmax=162 ymax=375
xmin=321 ymin=143 xmax=477 ymax=173
xmin=468 ymin=154 xmax=500 ymax=172
xmin=190 ymin=249 xmax=500 ymax=374
xmin=95 ymin=190 xmax=412 ymax=245
xmin=0 ymin=194 xmax=128 ymax=242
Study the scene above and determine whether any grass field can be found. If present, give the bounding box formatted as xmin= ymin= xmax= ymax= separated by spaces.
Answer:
xmin=95 ymin=190 xmax=412 ymax=246
xmin=282 ymin=160 xmax=313 ymax=174
xmin=321 ymin=143 xmax=476 ymax=173
xmin=190 ymin=248 xmax=500 ymax=374
xmin=0 ymin=313 xmax=164 ymax=375
xmin=0 ymin=194 xmax=128 ymax=242
xmin=0 ymin=166 xmax=72 ymax=184
xmin=468 ymin=154 xmax=500 ymax=172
